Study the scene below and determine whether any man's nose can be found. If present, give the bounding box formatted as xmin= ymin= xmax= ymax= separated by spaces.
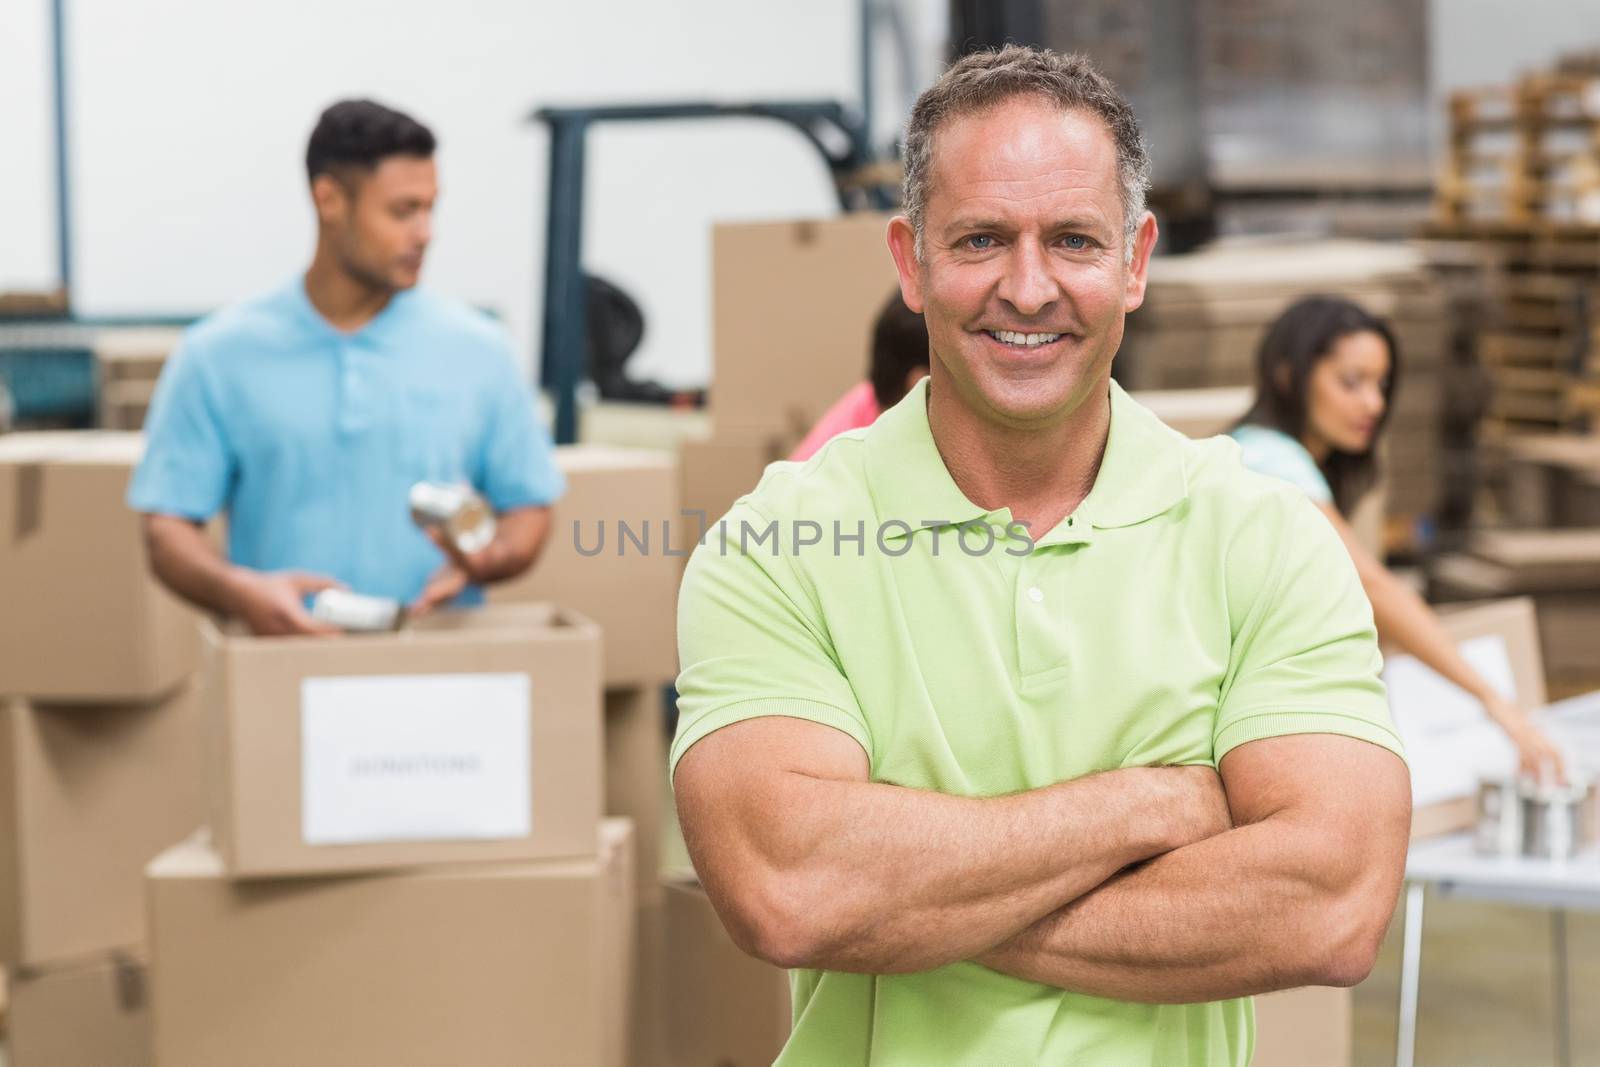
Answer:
xmin=997 ymin=240 xmax=1059 ymax=317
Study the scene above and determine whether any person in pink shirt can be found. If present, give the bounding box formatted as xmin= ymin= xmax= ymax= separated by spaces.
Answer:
xmin=790 ymin=292 xmax=930 ymax=461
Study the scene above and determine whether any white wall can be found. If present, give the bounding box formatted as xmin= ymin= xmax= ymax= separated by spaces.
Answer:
xmin=0 ymin=0 xmax=58 ymax=292
xmin=55 ymin=0 xmax=943 ymax=387
xmin=1430 ymin=0 xmax=1600 ymax=116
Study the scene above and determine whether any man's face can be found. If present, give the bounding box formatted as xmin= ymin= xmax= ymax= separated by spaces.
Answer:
xmin=888 ymin=97 xmax=1158 ymax=430
xmin=313 ymin=155 xmax=436 ymax=291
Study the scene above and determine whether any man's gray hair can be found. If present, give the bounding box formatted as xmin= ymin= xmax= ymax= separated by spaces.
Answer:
xmin=901 ymin=46 xmax=1152 ymax=261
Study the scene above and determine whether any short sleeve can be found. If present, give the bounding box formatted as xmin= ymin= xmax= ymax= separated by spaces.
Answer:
xmin=671 ymin=502 xmax=872 ymax=779
xmin=1214 ymin=496 xmax=1405 ymax=762
xmin=126 ymin=336 xmax=234 ymax=520
xmin=475 ymin=339 xmax=564 ymax=511
xmin=1232 ymin=427 xmax=1334 ymax=505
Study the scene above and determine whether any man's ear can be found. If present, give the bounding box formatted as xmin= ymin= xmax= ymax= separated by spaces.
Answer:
xmin=310 ymin=172 xmax=350 ymax=227
xmin=1121 ymin=211 xmax=1160 ymax=313
xmin=886 ymin=215 xmax=925 ymax=314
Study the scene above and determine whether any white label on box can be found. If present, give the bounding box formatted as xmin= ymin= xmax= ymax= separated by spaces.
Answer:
xmin=301 ymin=673 xmax=531 ymax=846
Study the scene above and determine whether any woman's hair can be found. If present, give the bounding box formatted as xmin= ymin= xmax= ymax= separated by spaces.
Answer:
xmin=868 ymin=291 xmax=930 ymax=411
xmin=1235 ymin=295 xmax=1400 ymax=515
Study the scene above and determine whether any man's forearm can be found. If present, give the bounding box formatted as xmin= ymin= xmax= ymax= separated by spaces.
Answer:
xmin=143 ymin=515 xmax=238 ymax=618
xmin=976 ymin=813 xmax=1402 ymax=1003
xmin=686 ymin=759 xmax=1225 ymax=975
xmin=470 ymin=505 xmax=551 ymax=584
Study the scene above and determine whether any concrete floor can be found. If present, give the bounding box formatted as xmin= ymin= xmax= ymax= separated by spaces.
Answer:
xmin=1354 ymin=893 xmax=1600 ymax=1066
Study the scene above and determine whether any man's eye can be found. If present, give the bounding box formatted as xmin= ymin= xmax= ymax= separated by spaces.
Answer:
xmin=965 ymin=234 xmax=994 ymax=250
xmin=1063 ymin=234 xmax=1089 ymax=250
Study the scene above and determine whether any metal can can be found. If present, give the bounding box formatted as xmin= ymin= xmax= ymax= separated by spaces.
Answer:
xmin=1520 ymin=777 xmax=1597 ymax=862
xmin=409 ymin=482 xmax=496 ymax=555
xmin=1474 ymin=777 xmax=1523 ymax=857
xmin=310 ymin=589 xmax=404 ymax=633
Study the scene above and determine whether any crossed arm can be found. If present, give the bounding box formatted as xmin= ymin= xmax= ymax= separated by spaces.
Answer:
xmin=673 ymin=718 xmax=1410 ymax=1001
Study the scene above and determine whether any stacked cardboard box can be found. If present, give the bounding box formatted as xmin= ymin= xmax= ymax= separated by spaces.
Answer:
xmin=141 ymin=603 xmax=635 ymax=1066
xmin=0 ymin=433 xmax=212 ymax=1067
xmin=487 ymin=446 xmax=685 ymax=1062
xmin=6 ymin=951 xmax=150 ymax=1067
xmin=147 ymin=821 xmax=633 ymax=1067
xmin=678 ymin=214 xmax=899 ymax=531
xmin=93 ymin=330 xmax=182 ymax=432
xmin=0 ymin=434 xmax=202 ymax=701
xmin=491 ymin=446 xmax=682 ymax=689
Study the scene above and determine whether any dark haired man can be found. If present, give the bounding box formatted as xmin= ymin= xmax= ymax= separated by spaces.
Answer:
xmin=131 ymin=100 xmax=561 ymax=635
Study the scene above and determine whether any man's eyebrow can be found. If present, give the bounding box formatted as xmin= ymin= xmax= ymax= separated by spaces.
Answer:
xmin=943 ymin=217 xmax=1013 ymax=233
xmin=943 ymin=214 xmax=1113 ymax=235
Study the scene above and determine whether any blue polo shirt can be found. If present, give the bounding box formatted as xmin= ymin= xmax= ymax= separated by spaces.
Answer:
xmin=128 ymin=278 xmax=563 ymax=605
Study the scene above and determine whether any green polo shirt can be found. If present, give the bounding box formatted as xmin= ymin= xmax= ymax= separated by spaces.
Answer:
xmin=671 ymin=376 xmax=1403 ymax=1067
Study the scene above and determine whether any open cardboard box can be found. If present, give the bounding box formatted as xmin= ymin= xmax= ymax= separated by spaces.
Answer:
xmin=1383 ymin=597 xmax=1548 ymax=839
xmin=202 ymin=601 xmax=602 ymax=878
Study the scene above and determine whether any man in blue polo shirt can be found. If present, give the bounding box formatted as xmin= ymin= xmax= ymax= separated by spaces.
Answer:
xmin=130 ymin=99 xmax=563 ymax=635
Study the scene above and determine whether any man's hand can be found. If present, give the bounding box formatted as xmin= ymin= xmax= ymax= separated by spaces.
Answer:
xmin=422 ymin=527 xmax=501 ymax=585
xmin=1482 ymin=692 xmax=1567 ymax=785
xmin=224 ymin=568 xmax=344 ymax=637
xmin=422 ymin=502 xmax=550 ymax=577
xmin=409 ymin=560 xmax=470 ymax=617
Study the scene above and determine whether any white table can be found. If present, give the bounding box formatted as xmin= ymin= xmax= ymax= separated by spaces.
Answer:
xmin=1396 ymin=692 xmax=1600 ymax=1067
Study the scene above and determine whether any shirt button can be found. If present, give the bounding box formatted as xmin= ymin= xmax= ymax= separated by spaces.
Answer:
xmin=1027 ymin=586 xmax=1044 ymax=603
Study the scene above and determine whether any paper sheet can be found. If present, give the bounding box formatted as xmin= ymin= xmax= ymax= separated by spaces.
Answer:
xmin=1383 ymin=635 xmax=1518 ymax=807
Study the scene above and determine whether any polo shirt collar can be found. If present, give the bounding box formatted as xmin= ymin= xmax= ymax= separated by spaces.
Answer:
xmin=863 ymin=376 xmax=1189 ymax=544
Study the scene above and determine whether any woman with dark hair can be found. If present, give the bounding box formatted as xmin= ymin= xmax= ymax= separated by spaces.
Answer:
xmin=1232 ymin=295 xmax=1564 ymax=780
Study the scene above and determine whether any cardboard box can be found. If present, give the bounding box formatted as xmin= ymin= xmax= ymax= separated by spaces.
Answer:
xmin=678 ymin=433 xmax=784 ymax=536
xmin=146 ymin=820 xmax=634 ymax=1067
xmin=1252 ymin=986 xmax=1351 ymax=1067
xmin=606 ymin=686 xmax=667 ymax=899
xmin=1383 ymin=597 xmax=1548 ymax=839
xmin=202 ymin=602 xmax=602 ymax=878
xmin=1431 ymin=555 xmax=1600 ymax=683
xmin=6 ymin=951 xmax=149 ymax=1067
xmin=711 ymin=215 xmax=898 ymax=441
xmin=663 ymin=878 xmax=790 ymax=1067
xmin=0 ymin=684 xmax=203 ymax=967
xmin=631 ymin=895 xmax=667 ymax=1067
xmin=490 ymin=446 xmax=682 ymax=688
xmin=0 ymin=433 xmax=202 ymax=702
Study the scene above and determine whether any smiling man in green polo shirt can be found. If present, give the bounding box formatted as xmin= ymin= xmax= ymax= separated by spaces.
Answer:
xmin=671 ymin=46 xmax=1411 ymax=1066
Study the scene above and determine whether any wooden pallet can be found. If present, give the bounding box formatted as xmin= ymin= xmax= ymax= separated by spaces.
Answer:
xmin=1437 ymin=72 xmax=1600 ymax=226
